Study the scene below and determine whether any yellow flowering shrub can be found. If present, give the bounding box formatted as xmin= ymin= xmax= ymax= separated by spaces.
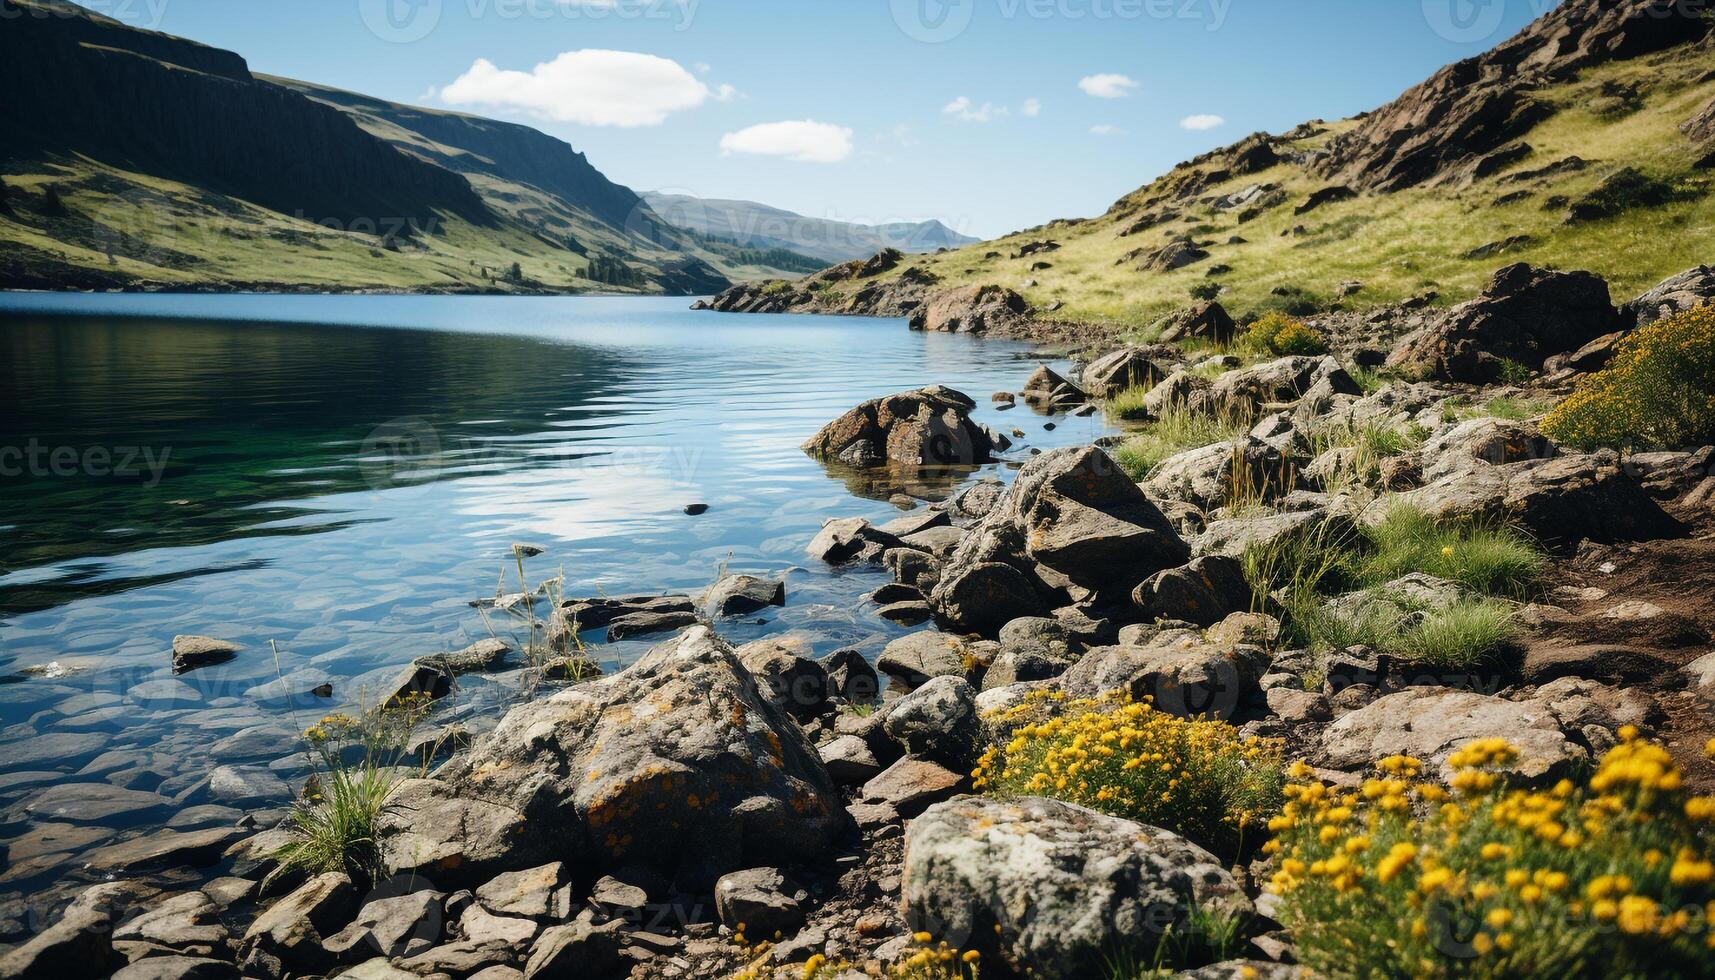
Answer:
xmin=733 ymin=936 xmax=979 ymax=980
xmin=1542 ymin=305 xmax=1715 ymax=450
xmin=1268 ymin=732 xmax=1715 ymax=978
xmin=1244 ymin=312 xmax=1329 ymax=357
xmin=974 ymin=693 xmax=1283 ymax=855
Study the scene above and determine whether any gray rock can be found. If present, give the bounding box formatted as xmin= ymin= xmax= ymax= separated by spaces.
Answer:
xmin=703 ymin=575 xmax=787 ymax=617
xmin=378 ymin=661 xmax=453 ymax=709
xmin=0 ymin=883 xmax=127 ymax=978
xmin=819 ymin=736 xmax=884 ymax=786
xmin=172 ymin=636 xmax=239 ymax=674
xmin=806 ymin=518 xmax=903 ymax=565
xmin=523 ymin=915 xmax=626 ymax=979
xmin=881 ymin=677 xmax=980 ymax=769
xmin=376 ymin=780 xmax=532 ymax=892
xmin=240 ymin=872 xmax=357 ymax=975
xmin=1132 ymin=555 xmax=1253 ymax=627
xmin=383 ymin=628 xmax=844 ymax=892
xmin=876 ymin=632 xmax=970 ymax=687
xmin=1320 ymin=688 xmax=1586 ymax=783
xmin=931 ymin=446 xmax=1189 ymax=633
xmin=112 ymin=891 xmax=228 ymax=952
xmin=0 ymin=731 xmax=109 ymax=770
xmin=802 ymin=387 xmax=1002 ymax=468
xmin=83 ymin=826 xmax=245 ymax=873
xmin=1192 ymin=508 xmax=1353 ymax=560
xmin=884 ymin=547 xmax=942 ymax=593
xmin=1625 ymin=264 xmax=1715 ymax=327
xmin=13 ymin=782 xmax=169 ymax=823
xmin=1060 ymin=636 xmax=1270 ymax=721
xmin=111 ymin=957 xmax=238 ymax=980
xmin=902 ymin=797 xmax=1246 ymax=980
xmin=396 ymin=939 xmax=516 ymax=976
xmin=714 ymin=868 xmax=805 ymax=937
xmin=207 ymin=765 xmax=289 ymax=806
xmin=476 ymin=863 xmax=566 ymax=919
xmin=419 ymin=638 xmax=512 ymax=676
xmin=821 ymin=648 xmax=880 ymax=704
xmin=605 ymin=610 xmax=699 ymax=641
xmin=735 ymin=638 xmax=831 ymax=718
xmin=1144 ymin=437 xmax=1293 ymax=512
xmin=1419 ymin=417 xmax=1556 ymax=483
xmin=243 ymin=668 xmax=335 ymax=704
xmin=461 ymin=903 xmax=538 ymax=947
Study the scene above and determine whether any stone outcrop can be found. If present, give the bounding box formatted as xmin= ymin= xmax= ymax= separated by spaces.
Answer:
xmin=1312 ymin=0 xmax=1708 ymax=192
xmin=909 ymin=285 xmax=1029 ymax=334
xmin=1387 ymin=263 xmax=1620 ymax=381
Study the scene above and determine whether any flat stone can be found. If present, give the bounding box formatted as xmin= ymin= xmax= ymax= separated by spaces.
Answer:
xmin=243 ymin=669 xmax=335 ymax=704
xmin=172 ymin=636 xmax=240 ymax=674
xmin=13 ymin=782 xmax=169 ymax=823
xmin=83 ymin=826 xmax=246 ymax=873
xmin=476 ymin=863 xmax=566 ymax=919
xmin=861 ymin=758 xmax=965 ymax=817
xmin=207 ymin=765 xmax=290 ymax=805
xmin=322 ymin=889 xmax=444 ymax=962
xmin=0 ymin=731 xmax=108 ymax=770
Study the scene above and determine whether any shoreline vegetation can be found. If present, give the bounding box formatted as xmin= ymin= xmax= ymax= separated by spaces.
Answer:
xmin=5 ymin=1 xmax=1715 ymax=979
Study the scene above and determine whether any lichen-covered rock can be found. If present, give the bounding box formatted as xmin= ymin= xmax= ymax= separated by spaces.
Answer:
xmin=381 ymin=627 xmax=845 ymax=892
xmin=1624 ymin=264 xmax=1715 ymax=327
xmin=1419 ymin=417 xmax=1556 ymax=482
xmin=1319 ymin=688 xmax=1586 ymax=783
xmin=802 ymin=387 xmax=1002 ymax=468
xmin=881 ymin=676 xmax=980 ymax=769
xmin=902 ymin=796 xmax=1247 ymax=980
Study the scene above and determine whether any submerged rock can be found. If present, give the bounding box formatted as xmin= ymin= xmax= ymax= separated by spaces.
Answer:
xmin=171 ymin=636 xmax=239 ymax=674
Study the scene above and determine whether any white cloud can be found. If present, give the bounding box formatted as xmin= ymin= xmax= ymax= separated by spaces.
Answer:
xmin=720 ymin=120 xmax=854 ymax=163
xmin=1078 ymin=73 xmax=1139 ymax=99
xmin=1021 ymin=98 xmax=1042 ymax=118
xmin=943 ymin=96 xmax=1007 ymax=123
xmin=441 ymin=50 xmax=715 ymax=127
xmin=1090 ymin=124 xmax=1125 ymax=136
xmin=1180 ymin=114 xmax=1226 ymax=131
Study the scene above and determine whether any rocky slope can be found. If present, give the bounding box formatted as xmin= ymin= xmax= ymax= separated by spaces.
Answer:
xmin=643 ymin=194 xmax=979 ymax=265
xmin=701 ymin=0 xmax=1715 ymax=334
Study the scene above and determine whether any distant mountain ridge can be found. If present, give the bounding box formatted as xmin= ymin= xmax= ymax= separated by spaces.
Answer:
xmin=643 ymin=193 xmax=979 ymax=264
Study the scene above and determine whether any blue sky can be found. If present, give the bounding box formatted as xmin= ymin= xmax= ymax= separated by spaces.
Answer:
xmin=98 ymin=0 xmax=1555 ymax=238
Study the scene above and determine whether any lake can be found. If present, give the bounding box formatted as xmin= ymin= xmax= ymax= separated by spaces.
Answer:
xmin=0 ymin=293 xmax=1115 ymax=900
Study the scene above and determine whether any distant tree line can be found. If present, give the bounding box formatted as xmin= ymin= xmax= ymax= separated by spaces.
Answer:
xmin=581 ymin=255 xmax=643 ymax=287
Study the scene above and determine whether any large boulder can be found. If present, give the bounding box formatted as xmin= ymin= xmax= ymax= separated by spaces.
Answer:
xmin=902 ymin=797 xmax=1246 ymax=980
xmin=929 ymin=447 xmax=1190 ymax=633
xmin=0 ymin=883 xmax=130 ymax=978
xmin=240 ymin=873 xmax=358 ymax=975
xmin=1081 ymin=347 xmax=1172 ymax=398
xmin=1133 ymin=556 xmax=1253 ymax=627
xmin=379 ymin=628 xmax=845 ymax=891
xmin=1209 ymin=355 xmax=1359 ymax=415
xmin=1158 ymin=301 xmax=1237 ymax=345
xmin=1375 ymin=450 xmax=1680 ymax=550
xmin=801 ymin=387 xmax=1002 ymax=469
xmin=1387 ymin=264 xmax=1620 ymax=381
xmin=1320 ymin=688 xmax=1586 ymax=783
xmin=1419 ymin=417 xmax=1556 ymax=483
xmin=910 ymin=285 xmax=1029 ymax=334
xmin=1059 ymin=634 xmax=1270 ymax=720
xmin=1143 ymin=437 xmax=1295 ymax=512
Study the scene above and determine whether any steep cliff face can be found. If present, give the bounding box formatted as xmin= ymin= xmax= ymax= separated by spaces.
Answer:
xmin=0 ymin=0 xmax=494 ymax=230
xmin=279 ymin=80 xmax=647 ymax=232
xmin=1311 ymin=0 xmax=1709 ymax=192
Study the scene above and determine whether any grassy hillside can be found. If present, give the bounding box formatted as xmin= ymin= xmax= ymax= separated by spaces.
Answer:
xmin=0 ymin=0 xmax=819 ymax=294
xmin=826 ymin=44 xmax=1715 ymax=335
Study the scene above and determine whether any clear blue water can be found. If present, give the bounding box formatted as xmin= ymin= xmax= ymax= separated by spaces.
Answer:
xmin=0 ymin=293 xmax=1114 ymax=892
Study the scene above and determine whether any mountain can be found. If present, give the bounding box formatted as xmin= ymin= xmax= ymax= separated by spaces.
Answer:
xmin=707 ymin=0 xmax=1715 ymax=332
xmin=0 ymin=0 xmax=822 ymax=293
xmin=642 ymin=193 xmax=980 ymax=264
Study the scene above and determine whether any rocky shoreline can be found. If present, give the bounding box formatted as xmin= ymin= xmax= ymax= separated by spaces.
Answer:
xmin=2 ymin=248 xmax=1712 ymax=979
